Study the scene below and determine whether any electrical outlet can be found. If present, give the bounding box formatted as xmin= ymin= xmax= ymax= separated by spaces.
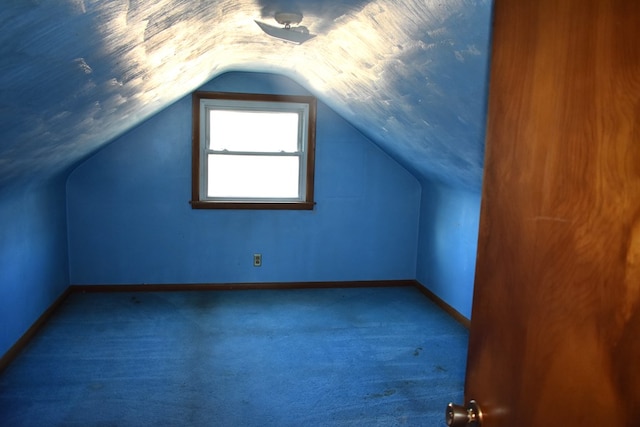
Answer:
xmin=253 ymin=253 xmax=262 ymax=267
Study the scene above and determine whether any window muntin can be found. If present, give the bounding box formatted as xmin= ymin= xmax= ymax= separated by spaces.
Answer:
xmin=191 ymin=92 xmax=316 ymax=210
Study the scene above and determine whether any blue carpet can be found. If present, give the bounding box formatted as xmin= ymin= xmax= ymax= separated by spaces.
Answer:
xmin=0 ymin=287 xmax=467 ymax=426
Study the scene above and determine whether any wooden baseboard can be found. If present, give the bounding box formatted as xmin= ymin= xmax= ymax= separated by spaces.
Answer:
xmin=414 ymin=282 xmax=471 ymax=329
xmin=70 ymin=280 xmax=470 ymax=328
xmin=69 ymin=280 xmax=416 ymax=293
xmin=0 ymin=287 xmax=72 ymax=374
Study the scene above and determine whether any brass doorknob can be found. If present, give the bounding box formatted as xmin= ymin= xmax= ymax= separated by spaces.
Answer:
xmin=446 ymin=400 xmax=483 ymax=426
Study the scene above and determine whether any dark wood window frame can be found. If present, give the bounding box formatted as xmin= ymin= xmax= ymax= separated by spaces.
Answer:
xmin=191 ymin=91 xmax=317 ymax=210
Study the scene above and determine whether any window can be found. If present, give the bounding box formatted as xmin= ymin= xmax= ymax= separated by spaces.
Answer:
xmin=191 ymin=91 xmax=317 ymax=210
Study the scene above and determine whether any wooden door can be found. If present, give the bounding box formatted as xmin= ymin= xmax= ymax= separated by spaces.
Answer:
xmin=465 ymin=0 xmax=640 ymax=426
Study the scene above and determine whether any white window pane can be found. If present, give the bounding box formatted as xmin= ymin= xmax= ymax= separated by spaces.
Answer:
xmin=207 ymin=155 xmax=300 ymax=199
xmin=209 ymin=110 xmax=299 ymax=153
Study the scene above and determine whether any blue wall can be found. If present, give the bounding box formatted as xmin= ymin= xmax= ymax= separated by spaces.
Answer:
xmin=67 ymin=72 xmax=421 ymax=285
xmin=416 ymin=181 xmax=481 ymax=318
xmin=0 ymin=71 xmax=483 ymax=361
xmin=0 ymin=181 xmax=70 ymax=357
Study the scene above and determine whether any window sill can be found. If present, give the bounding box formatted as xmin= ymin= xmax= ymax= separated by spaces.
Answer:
xmin=190 ymin=200 xmax=315 ymax=210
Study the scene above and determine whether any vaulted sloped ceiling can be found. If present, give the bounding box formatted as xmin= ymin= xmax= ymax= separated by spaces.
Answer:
xmin=0 ymin=0 xmax=492 ymax=192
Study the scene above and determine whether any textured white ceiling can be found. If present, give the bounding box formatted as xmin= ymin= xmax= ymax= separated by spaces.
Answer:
xmin=0 ymin=0 xmax=493 ymax=192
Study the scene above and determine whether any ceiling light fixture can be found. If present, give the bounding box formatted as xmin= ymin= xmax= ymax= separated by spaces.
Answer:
xmin=255 ymin=12 xmax=316 ymax=45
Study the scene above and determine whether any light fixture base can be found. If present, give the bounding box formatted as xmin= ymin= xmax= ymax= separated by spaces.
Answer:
xmin=275 ymin=12 xmax=303 ymax=27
